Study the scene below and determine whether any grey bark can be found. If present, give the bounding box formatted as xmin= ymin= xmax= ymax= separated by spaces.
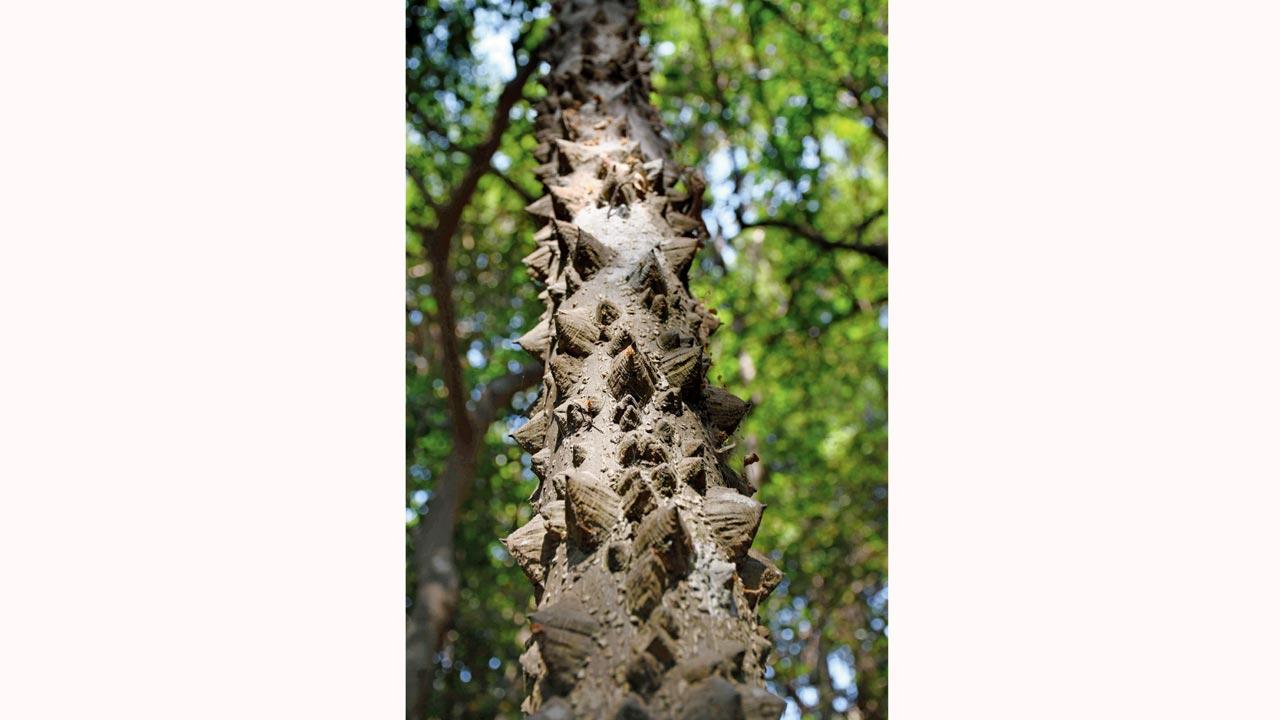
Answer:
xmin=505 ymin=1 xmax=783 ymax=717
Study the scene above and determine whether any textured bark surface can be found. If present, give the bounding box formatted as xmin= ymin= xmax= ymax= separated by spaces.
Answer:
xmin=505 ymin=1 xmax=784 ymax=717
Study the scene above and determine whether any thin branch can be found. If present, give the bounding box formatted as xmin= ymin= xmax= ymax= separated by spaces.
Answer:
xmin=755 ymin=0 xmax=888 ymax=143
xmin=472 ymin=362 xmax=543 ymax=429
xmin=692 ymin=0 xmax=746 ymax=207
xmin=492 ymin=165 xmax=537 ymax=205
xmin=408 ymin=110 xmax=455 ymax=147
xmin=409 ymin=123 xmax=536 ymax=211
xmin=744 ymin=5 xmax=775 ymax=117
xmin=408 ymin=108 xmax=535 ymax=210
xmin=688 ymin=0 xmax=745 ymax=272
xmin=423 ymin=32 xmax=547 ymax=252
xmin=425 ymin=238 xmax=474 ymax=446
xmin=838 ymin=76 xmax=889 ymax=145
xmin=405 ymin=164 xmax=441 ymax=215
xmin=855 ymin=206 xmax=888 ymax=234
xmin=417 ymin=32 xmax=546 ymax=436
xmin=742 ymin=212 xmax=887 ymax=266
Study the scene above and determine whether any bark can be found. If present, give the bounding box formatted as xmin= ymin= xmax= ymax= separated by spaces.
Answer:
xmin=406 ymin=443 xmax=476 ymax=720
xmin=505 ymin=2 xmax=783 ymax=717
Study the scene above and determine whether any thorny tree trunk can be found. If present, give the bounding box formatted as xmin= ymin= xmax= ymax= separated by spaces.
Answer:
xmin=504 ymin=1 xmax=784 ymax=717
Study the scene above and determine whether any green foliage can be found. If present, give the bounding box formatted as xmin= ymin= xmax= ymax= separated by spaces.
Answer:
xmin=640 ymin=2 xmax=887 ymax=714
xmin=408 ymin=0 xmax=886 ymax=717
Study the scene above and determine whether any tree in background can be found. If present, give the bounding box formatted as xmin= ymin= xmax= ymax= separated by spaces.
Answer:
xmin=407 ymin=0 xmax=885 ymax=717
xmin=405 ymin=4 xmax=548 ymax=715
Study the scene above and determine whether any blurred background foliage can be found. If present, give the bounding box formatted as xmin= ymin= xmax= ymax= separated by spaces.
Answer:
xmin=407 ymin=0 xmax=886 ymax=717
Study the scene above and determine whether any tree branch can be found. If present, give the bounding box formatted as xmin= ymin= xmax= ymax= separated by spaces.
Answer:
xmin=425 ymin=35 xmax=546 ymax=252
xmin=409 ymin=126 xmax=537 ymax=206
xmin=408 ymin=110 xmax=454 ymax=147
xmin=426 ymin=239 xmax=474 ymax=445
xmin=492 ymin=166 xmax=537 ymax=205
xmin=405 ymin=163 xmax=440 ymax=215
xmin=417 ymin=30 xmax=546 ymax=441
xmin=472 ymin=361 xmax=543 ymax=428
xmin=755 ymin=0 xmax=887 ymax=143
xmin=692 ymin=0 xmax=747 ymax=212
xmin=839 ymin=76 xmax=889 ymax=145
xmin=742 ymin=212 xmax=887 ymax=266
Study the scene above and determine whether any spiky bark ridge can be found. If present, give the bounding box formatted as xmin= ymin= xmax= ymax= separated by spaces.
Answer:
xmin=503 ymin=1 xmax=783 ymax=718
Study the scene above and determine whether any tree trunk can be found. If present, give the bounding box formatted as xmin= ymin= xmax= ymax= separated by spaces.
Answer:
xmin=406 ymin=441 xmax=475 ymax=719
xmin=504 ymin=1 xmax=784 ymax=717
